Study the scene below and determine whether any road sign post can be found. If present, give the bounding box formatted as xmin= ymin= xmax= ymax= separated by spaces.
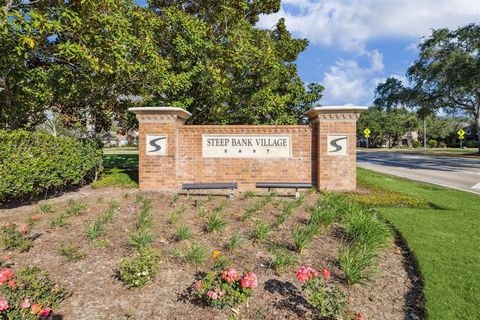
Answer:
xmin=363 ymin=128 xmax=371 ymax=149
xmin=457 ymin=129 xmax=465 ymax=148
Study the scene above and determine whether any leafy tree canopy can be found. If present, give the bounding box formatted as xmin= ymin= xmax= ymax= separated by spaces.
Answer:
xmin=0 ymin=0 xmax=322 ymax=134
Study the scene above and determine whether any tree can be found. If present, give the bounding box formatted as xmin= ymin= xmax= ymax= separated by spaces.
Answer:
xmin=1 ymin=0 xmax=322 ymax=133
xmin=407 ymin=23 xmax=480 ymax=152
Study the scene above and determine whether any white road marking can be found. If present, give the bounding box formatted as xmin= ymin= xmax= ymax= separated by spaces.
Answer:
xmin=472 ymin=183 xmax=480 ymax=190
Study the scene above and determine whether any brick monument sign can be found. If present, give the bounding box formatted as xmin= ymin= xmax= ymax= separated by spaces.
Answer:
xmin=129 ymin=106 xmax=367 ymax=192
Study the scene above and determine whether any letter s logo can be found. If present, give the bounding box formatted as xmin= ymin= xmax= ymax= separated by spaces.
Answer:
xmin=149 ymin=137 xmax=166 ymax=152
xmin=329 ymin=136 xmax=347 ymax=152
xmin=146 ymin=135 xmax=167 ymax=155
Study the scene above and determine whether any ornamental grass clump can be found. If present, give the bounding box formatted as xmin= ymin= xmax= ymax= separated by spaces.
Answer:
xmin=205 ymin=212 xmax=227 ymax=233
xmin=241 ymin=193 xmax=274 ymax=221
xmin=339 ymin=245 xmax=377 ymax=285
xmin=269 ymin=248 xmax=297 ymax=273
xmin=117 ymin=197 xmax=160 ymax=288
xmin=175 ymin=225 xmax=193 ymax=241
xmin=85 ymin=201 xmax=120 ymax=241
xmin=50 ymin=200 xmax=88 ymax=228
xmin=0 ymin=266 xmax=68 ymax=319
xmin=253 ymin=220 xmax=272 ymax=242
xmin=186 ymin=244 xmax=208 ymax=267
xmin=192 ymin=267 xmax=258 ymax=309
xmin=292 ymin=223 xmax=319 ymax=253
xmin=226 ymin=232 xmax=244 ymax=252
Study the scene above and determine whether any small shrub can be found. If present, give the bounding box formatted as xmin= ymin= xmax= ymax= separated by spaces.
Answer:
xmin=205 ymin=212 xmax=226 ymax=233
xmin=339 ymin=245 xmax=377 ymax=284
xmin=295 ymin=266 xmax=349 ymax=319
xmin=175 ymin=225 xmax=192 ymax=241
xmin=253 ymin=221 xmax=272 ymax=242
xmin=270 ymin=248 xmax=297 ymax=273
xmin=91 ymin=168 xmax=138 ymax=188
xmin=292 ymin=224 xmax=319 ymax=253
xmin=57 ymin=243 xmax=86 ymax=262
xmin=1 ymin=223 xmax=33 ymax=252
xmin=192 ymin=267 xmax=257 ymax=309
xmin=226 ymin=232 xmax=244 ymax=252
xmin=428 ymin=139 xmax=437 ymax=148
xmin=117 ymin=248 xmax=160 ymax=288
xmin=0 ymin=266 xmax=69 ymax=319
xmin=412 ymin=140 xmax=421 ymax=148
xmin=38 ymin=203 xmax=54 ymax=214
xmin=129 ymin=230 xmax=154 ymax=250
xmin=0 ymin=130 xmax=102 ymax=202
xmin=186 ymin=244 xmax=208 ymax=266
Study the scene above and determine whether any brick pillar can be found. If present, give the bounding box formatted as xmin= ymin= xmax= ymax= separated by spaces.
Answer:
xmin=129 ymin=107 xmax=191 ymax=191
xmin=306 ymin=106 xmax=367 ymax=191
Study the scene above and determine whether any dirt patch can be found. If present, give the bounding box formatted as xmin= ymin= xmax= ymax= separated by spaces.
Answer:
xmin=0 ymin=188 xmax=423 ymax=320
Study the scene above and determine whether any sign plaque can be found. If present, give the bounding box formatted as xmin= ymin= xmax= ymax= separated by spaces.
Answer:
xmin=202 ymin=134 xmax=291 ymax=158
xmin=146 ymin=135 xmax=167 ymax=156
xmin=327 ymin=135 xmax=348 ymax=155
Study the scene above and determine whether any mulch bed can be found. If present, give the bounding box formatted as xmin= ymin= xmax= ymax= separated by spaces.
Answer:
xmin=0 ymin=187 xmax=423 ymax=319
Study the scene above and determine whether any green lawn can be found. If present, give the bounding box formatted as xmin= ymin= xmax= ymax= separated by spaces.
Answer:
xmin=357 ymin=168 xmax=480 ymax=320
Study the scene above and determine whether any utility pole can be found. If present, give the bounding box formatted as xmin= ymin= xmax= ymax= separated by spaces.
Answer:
xmin=423 ymin=118 xmax=427 ymax=149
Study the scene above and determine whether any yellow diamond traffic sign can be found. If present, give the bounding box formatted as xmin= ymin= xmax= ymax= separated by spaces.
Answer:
xmin=457 ymin=128 xmax=465 ymax=139
xmin=363 ymin=128 xmax=371 ymax=138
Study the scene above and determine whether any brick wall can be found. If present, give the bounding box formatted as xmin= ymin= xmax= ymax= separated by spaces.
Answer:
xmin=176 ymin=125 xmax=316 ymax=190
xmin=131 ymin=106 xmax=365 ymax=192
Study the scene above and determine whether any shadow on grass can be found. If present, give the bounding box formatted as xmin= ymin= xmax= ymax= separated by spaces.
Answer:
xmin=103 ymin=154 xmax=139 ymax=169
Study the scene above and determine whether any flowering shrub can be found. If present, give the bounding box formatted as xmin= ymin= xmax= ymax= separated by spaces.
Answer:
xmin=192 ymin=267 xmax=257 ymax=309
xmin=0 ymin=266 xmax=68 ymax=319
xmin=117 ymin=248 xmax=160 ymax=288
xmin=1 ymin=222 xmax=33 ymax=252
xmin=296 ymin=266 xmax=349 ymax=319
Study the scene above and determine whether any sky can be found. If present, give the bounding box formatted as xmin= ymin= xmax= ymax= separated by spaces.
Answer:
xmin=136 ymin=0 xmax=479 ymax=106
xmin=257 ymin=0 xmax=480 ymax=106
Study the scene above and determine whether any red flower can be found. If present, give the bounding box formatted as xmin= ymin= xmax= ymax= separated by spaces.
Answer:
xmin=296 ymin=266 xmax=318 ymax=283
xmin=39 ymin=307 xmax=52 ymax=317
xmin=322 ymin=268 xmax=331 ymax=282
xmin=31 ymin=303 xmax=42 ymax=315
xmin=20 ymin=298 xmax=31 ymax=309
xmin=0 ymin=268 xmax=15 ymax=284
xmin=7 ymin=280 xmax=15 ymax=288
xmin=0 ymin=298 xmax=9 ymax=311
xmin=222 ymin=267 xmax=240 ymax=283
xmin=358 ymin=312 xmax=366 ymax=320
xmin=241 ymin=272 xmax=257 ymax=289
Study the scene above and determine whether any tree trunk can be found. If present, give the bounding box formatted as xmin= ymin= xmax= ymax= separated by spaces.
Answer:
xmin=475 ymin=106 xmax=480 ymax=154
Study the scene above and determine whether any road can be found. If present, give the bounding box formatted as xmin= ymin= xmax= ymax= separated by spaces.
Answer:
xmin=357 ymin=151 xmax=480 ymax=194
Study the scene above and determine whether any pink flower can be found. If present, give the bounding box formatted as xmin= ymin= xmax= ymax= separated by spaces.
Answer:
xmin=241 ymin=272 xmax=257 ymax=289
xmin=39 ymin=307 xmax=52 ymax=317
xmin=358 ymin=312 xmax=366 ymax=320
xmin=0 ymin=268 xmax=15 ymax=284
xmin=17 ymin=223 xmax=29 ymax=235
xmin=222 ymin=267 xmax=239 ymax=283
xmin=7 ymin=280 xmax=15 ymax=288
xmin=207 ymin=290 xmax=218 ymax=300
xmin=322 ymin=268 xmax=331 ymax=282
xmin=0 ymin=298 xmax=9 ymax=311
xmin=31 ymin=303 xmax=42 ymax=315
xmin=193 ymin=280 xmax=203 ymax=291
xmin=20 ymin=298 xmax=31 ymax=309
xmin=296 ymin=266 xmax=318 ymax=283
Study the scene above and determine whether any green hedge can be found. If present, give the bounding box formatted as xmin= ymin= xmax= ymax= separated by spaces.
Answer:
xmin=0 ymin=130 xmax=103 ymax=202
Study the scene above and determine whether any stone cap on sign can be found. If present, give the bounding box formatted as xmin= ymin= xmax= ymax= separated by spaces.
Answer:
xmin=129 ymin=106 xmax=191 ymax=122
xmin=305 ymin=105 xmax=368 ymax=122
